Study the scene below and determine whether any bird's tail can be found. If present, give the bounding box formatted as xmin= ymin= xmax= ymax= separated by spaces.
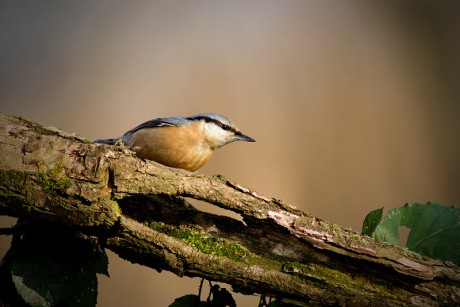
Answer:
xmin=94 ymin=137 xmax=120 ymax=145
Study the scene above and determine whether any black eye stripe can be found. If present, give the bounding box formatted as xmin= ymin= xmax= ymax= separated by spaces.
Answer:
xmin=190 ymin=116 xmax=236 ymax=133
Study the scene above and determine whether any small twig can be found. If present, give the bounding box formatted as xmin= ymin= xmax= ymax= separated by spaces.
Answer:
xmin=198 ymin=278 xmax=205 ymax=300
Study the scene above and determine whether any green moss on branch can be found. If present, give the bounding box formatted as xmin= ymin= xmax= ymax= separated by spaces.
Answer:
xmin=149 ymin=221 xmax=249 ymax=261
xmin=35 ymin=162 xmax=71 ymax=194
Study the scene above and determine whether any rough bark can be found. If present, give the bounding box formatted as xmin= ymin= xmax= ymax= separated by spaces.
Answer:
xmin=0 ymin=112 xmax=458 ymax=306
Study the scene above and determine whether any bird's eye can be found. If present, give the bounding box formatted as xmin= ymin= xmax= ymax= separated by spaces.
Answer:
xmin=221 ymin=124 xmax=229 ymax=130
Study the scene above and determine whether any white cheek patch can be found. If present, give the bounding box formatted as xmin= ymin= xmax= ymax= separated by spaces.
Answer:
xmin=204 ymin=123 xmax=223 ymax=136
xmin=203 ymin=122 xmax=234 ymax=146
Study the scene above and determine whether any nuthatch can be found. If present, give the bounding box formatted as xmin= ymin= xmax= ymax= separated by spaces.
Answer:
xmin=94 ymin=113 xmax=255 ymax=171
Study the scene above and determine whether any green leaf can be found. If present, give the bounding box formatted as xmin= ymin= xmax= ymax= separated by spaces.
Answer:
xmin=402 ymin=203 xmax=460 ymax=264
xmin=6 ymin=224 xmax=109 ymax=307
xmin=231 ymin=284 xmax=254 ymax=296
xmin=208 ymin=285 xmax=236 ymax=307
xmin=169 ymin=284 xmax=237 ymax=307
xmin=367 ymin=202 xmax=460 ymax=265
xmin=372 ymin=207 xmax=404 ymax=245
xmin=169 ymin=294 xmax=203 ymax=307
xmin=267 ymin=300 xmax=283 ymax=307
xmin=361 ymin=207 xmax=383 ymax=236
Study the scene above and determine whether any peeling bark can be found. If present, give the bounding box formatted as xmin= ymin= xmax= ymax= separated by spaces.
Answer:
xmin=0 ymin=112 xmax=459 ymax=306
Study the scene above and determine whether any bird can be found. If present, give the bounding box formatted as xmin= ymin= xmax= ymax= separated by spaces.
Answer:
xmin=94 ymin=113 xmax=255 ymax=171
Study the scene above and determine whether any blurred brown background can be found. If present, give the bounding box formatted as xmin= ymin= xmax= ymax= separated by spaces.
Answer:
xmin=1 ymin=1 xmax=459 ymax=306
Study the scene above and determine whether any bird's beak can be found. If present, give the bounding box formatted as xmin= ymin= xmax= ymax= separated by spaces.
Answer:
xmin=234 ymin=132 xmax=256 ymax=142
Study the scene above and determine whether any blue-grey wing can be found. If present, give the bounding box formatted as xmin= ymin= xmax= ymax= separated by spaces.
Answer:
xmin=124 ymin=116 xmax=186 ymax=135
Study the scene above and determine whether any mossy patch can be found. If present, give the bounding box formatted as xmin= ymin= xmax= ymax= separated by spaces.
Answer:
xmin=283 ymin=261 xmax=358 ymax=287
xmin=149 ymin=221 xmax=249 ymax=261
xmin=33 ymin=125 xmax=59 ymax=136
xmin=283 ymin=261 xmax=409 ymax=302
xmin=0 ymin=170 xmax=30 ymax=202
xmin=0 ymin=169 xmax=28 ymax=186
xmin=14 ymin=114 xmax=91 ymax=143
xmin=15 ymin=115 xmax=58 ymax=137
xmin=36 ymin=162 xmax=71 ymax=194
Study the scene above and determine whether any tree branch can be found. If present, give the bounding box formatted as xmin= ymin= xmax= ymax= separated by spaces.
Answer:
xmin=0 ymin=112 xmax=458 ymax=306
